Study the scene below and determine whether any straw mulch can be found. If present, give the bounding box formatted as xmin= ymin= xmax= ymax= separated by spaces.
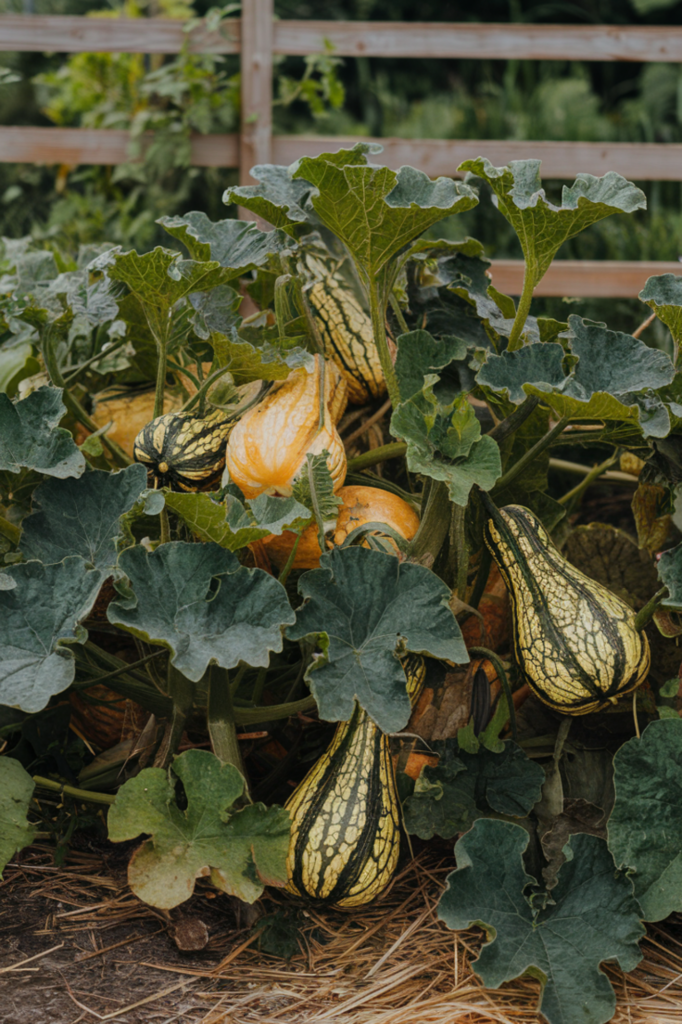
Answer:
xmin=1 ymin=843 xmax=681 ymax=1024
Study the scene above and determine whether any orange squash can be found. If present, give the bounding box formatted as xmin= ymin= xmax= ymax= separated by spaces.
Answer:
xmin=224 ymin=356 xmax=348 ymax=500
xmin=262 ymin=484 xmax=420 ymax=570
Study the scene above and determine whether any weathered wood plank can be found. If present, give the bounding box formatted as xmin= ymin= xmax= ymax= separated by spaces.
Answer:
xmin=6 ymin=127 xmax=682 ymax=185
xmin=272 ymin=135 xmax=682 ymax=180
xmin=240 ymin=0 xmax=273 ymax=190
xmin=489 ymin=260 xmax=682 ymax=298
xmin=0 ymin=14 xmax=240 ymax=54
xmin=4 ymin=16 xmax=682 ymax=63
xmin=276 ymin=21 xmax=682 ymax=62
xmin=0 ymin=126 xmax=238 ymax=167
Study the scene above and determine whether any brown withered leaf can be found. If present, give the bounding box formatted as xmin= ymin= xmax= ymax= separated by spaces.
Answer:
xmin=563 ymin=521 xmax=657 ymax=609
xmin=632 ymin=481 xmax=671 ymax=556
xmin=540 ymin=797 xmax=606 ymax=889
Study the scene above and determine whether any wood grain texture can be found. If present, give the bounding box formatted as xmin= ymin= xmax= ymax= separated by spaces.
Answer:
xmin=0 ymin=126 xmax=238 ymax=166
xmin=490 ymin=260 xmax=682 ymax=298
xmin=4 ymin=16 xmax=682 ymax=62
xmin=0 ymin=14 xmax=240 ymax=53
xmin=240 ymin=0 xmax=273 ymax=218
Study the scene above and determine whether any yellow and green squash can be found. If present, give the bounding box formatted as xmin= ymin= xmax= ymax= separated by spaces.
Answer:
xmin=483 ymin=503 xmax=650 ymax=714
xmin=285 ymin=655 xmax=425 ymax=908
xmin=133 ymin=408 xmax=233 ymax=491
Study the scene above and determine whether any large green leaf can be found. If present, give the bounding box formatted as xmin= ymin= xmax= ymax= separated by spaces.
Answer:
xmin=20 ymin=463 xmax=147 ymax=569
xmin=608 ymin=718 xmax=682 ymax=921
xmin=107 ymin=541 xmax=295 ymax=681
xmin=461 ymin=158 xmax=645 ymax=343
xmin=210 ymin=331 xmax=313 ymax=385
xmin=639 ymin=273 xmax=682 ymax=360
xmin=391 ymin=376 xmax=501 ymax=505
xmin=224 ymin=163 xmax=318 ymax=236
xmin=438 ymin=819 xmax=644 ymax=1024
xmin=163 ymin=491 xmax=311 ymax=552
xmin=656 ymin=539 xmax=682 ymax=609
xmin=158 ymin=211 xmax=293 ymax=272
xmin=0 ymin=557 xmax=103 ymax=712
xmin=0 ymin=387 xmax=85 ymax=478
xmin=106 ymin=247 xmax=233 ymax=345
xmin=403 ymin=740 xmax=544 ymax=840
xmin=478 ymin=316 xmax=675 ymax=439
xmin=292 ymin=145 xmax=477 ymax=295
xmin=107 ymin=749 xmax=290 ymax=908
xmin=394 ymin=329 xmax=469 ymax=402
xmin=287 ymin=546 xmax=468 ymax=732
xmin=0 ymin=757 xmax=37 ymax=877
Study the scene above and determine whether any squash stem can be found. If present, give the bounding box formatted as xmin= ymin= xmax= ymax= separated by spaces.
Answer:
xmin=154 ymin=664 xmax=193 ymax=769
xmin=0 ymin=514 xmax=21 ymax=546
xmin=452 ymin=503 xmax=469 ymax=600
xmin=469 ymin=546 xmax=493 ymax=611
xmin=278 ymin=532 xmax=302 ymax=586
xmin=207 ymin=665 xmax=250 ymax=795
xmin=558 ymin=449 xmax=619 ymax=511
xmin=507 ymin=266 xmax=535 ymax=352
xmin=159 ymin=507 xmax=171 ymax=545
xmin=634 ymin=587 xmax=667 ymax=632
xmin=408 ymin=480 xmax=451 ymax=567
xmin=468 ymin=646 xmax=517 ymax=741
xmin=493 ymin=416 xmax=570 ymax=494
xmin=32 ymin=776 xmax=115 ymax=806
xmin=306 ymin=452 xmax=328 ymax=556
xmin=347 ymin=442 xmax=407 ymax=473
xmin=486 ymin=395 xmax=540 ymax=444
xmin=368 ymin=278 xmax=401 ymax=408
xmin=389 ymin=291 xmax=409 ymax=336
xmin=153 ymin=333 xmax=168 ymax=419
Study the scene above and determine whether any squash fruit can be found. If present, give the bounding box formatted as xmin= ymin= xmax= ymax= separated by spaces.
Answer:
xmin=133 ymin=408 xmax=233 ymax=491
xmin=262 ymin=484 xmax=420 ymax=571
xmin=285 ymin=655 xmax=425 ymax=908
xmin=225 ymin=356 xmax=347 ymax=499
xmin=483 ymin=503 xmax=650 ymax=714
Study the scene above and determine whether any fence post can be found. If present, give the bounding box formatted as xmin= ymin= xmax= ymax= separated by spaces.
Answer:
xmin=239 ymin=0 xmax=273 ymax=218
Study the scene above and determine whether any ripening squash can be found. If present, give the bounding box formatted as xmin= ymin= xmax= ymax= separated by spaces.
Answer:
xmin=133 ymin=408 xmax=233 ymax=491
xmin=262 ymin=485 xmax=420 ymax=571
xmin=285 ymin=655 xmax=425 ymax=908
xmin=307 ymin=272 xmax=385 ymax=405
xmin=483 ymin=503 xmax=650 ymax=715
xmin=225 ymin=356 xmax=347 ymax=500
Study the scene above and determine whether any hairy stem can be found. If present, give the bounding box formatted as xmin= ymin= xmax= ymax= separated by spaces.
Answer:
xmin=33 ymin=776 xmax=115 ymax=806
xmin=634 ymin=587 xmax=667 ymax=632
xmin=558 ymin=449 xmax=619 ymax=510
xmin=368 ymin=278 xmax=401 ymax=408
xmin=207 ymin=665 xmax=250 ymax=794
xmin=389 ymin=291 xmax=409 ymax=336
xmin=486 ymin=395 xmax=540 ymax=444
xmin=493 ymin=416 xmax=570 ymax=494
xmin=154 ymin=664 xmax=193 ymax=769
xmin=347 ymin=442 xmax=407 ymax=473
xmin=408 ymin=480 xmax=452 ymax=566
xmin=507 ymin=266 xmax=535 ymax=352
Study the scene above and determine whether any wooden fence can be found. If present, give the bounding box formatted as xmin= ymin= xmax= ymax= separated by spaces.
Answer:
xmin=1 ymin=3 xmax=682 ymax=297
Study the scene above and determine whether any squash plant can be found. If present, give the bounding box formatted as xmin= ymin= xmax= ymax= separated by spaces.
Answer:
xmin=2 ymin=144 xmax=682 ymax=1024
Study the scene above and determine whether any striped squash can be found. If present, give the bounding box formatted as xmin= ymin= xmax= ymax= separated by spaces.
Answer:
xmin=285 ymin=655 xmax=425 ymax=908
xmin=133 ymin=408 xmax=232 ymax=491
xmin=307 ymin=274 xmax=385 ymax=405
xmin=483 ymin=503 xmax=650 ymax=714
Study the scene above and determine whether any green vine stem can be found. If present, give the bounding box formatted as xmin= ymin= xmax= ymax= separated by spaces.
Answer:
xmin=451 ymin=502 xmax=469 ymax=600
xmin=507 ymin=267 xmax=535 ymax=352
xmin=468 ymin=645 xmax=517 ymax=741
xmin=347 ymin=442 xmax=407 ymax=473
xmin=0 ymin=514 xmax=21 ymax=546
xmin=41 ymin=327 xmax=132 ymax=467
xmin=207 ymin=665 xmax=250 ymax=794
xmin=487 ymin=395 xmax=540 ymax=443
xmin=159 ymin=507 xmax=171 ymax=545
xmin=408 ymin=479 xmax=452 ymax=566
xmin=368 ymin=278 xmax=401 ymax=408
xmin=493 ymin=416 xmax=570 ymax=494
xmin=634 ymin=587 xmax=668 ymax=632
xmin=278 ymin=532 xmax=302 ymax=586
xmin=154 ymin=664 xmax=193 ymax=769
xmin=153 ymin=327 xmax=168 ymax=419
xmin=32 ymin=776 xmax=115 ymax=806
xmin=558 ymin=449 xmax=619 ymax=511
xmin=389 ymin=291 xmax=409 ymax=336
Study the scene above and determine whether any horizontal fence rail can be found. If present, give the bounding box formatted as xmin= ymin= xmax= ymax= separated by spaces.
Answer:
xmin=5 ymin=129 xmax=682 ymax=183
xmin=1 ymin=8 xmax=682 ymax=298
xmin=4 ymin=16 xmax=682 ymax=62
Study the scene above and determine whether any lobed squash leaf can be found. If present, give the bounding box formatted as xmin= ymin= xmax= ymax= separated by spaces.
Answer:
xmin=608 ymin=717 xmax=682 ymax=921
xmin=460 ymin=158 xmax=646 ymax=348
xmin=0 ymin=557 xmax=104 ymax=711
xmin=20 ymin=463 xmax=148 ymax=569
xmin=639 ymin=273 xmax=682 ymax=360
xmin=0 ymin=757 xmax=37 ymax=877
xmin=0 ymin=387 xmax=85 ymax=478
xmin=107 ymin=541 xmax=295 ymax=681
xmin=163 ymin=490 xmax=311 ymax=552
xmin=107 ymin=749 xmax=290 ymax=909
xmin=158 ymin=211 xmax=293 ymax=270
xmin=224 ymin=163 xmax=317 ymax=236
xmin=287 ymin=546 xmax=468 ymax=733
xmin=438 ymin=818 xmax=644 ymax=1024
xmin=403 ymin=740 xmax=545 ymax=840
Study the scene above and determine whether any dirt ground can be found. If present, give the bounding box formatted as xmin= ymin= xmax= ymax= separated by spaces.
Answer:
xmin=2 ymin=840 xmax=682 ymax=1024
